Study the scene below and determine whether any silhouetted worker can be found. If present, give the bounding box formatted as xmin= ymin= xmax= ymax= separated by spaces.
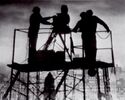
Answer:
xmin=28 ymin=6 xmax=52 ymax=63
xmin=73 ymin=10 xmax=110 ymax=66
xmin=43 ymin=5 xmax=71 ymax=50
xmin=53 ymin=4 xmax=70 ymax=33
xmin=43 ymin=72 xmax=56 ymax=100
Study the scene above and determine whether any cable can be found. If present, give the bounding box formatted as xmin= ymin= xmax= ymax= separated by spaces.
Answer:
xmin=96 ymin=31 xmax=110 ymax=39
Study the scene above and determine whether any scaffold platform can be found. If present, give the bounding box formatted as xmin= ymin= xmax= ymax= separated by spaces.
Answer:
xmin=8 ymin=59 xmax=114 ymax=72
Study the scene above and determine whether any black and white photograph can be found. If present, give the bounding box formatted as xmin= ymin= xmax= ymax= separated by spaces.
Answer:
xmin=0 ymin=0 xmax=125 ymax=100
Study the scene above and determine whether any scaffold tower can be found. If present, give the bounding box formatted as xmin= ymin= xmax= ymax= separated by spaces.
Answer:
xmin=2 ymin=25 xmax=116 ymax=100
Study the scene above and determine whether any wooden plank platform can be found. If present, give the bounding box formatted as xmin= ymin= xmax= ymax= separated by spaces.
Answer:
xmin=7 ymin=58 xmax=114 ymax=72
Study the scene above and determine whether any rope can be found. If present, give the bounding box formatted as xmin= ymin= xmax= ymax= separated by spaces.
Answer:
xmin=96 ymin=31 xmax=110 ymax=39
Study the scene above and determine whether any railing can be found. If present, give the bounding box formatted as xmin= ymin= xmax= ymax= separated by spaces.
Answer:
xmin=11 ymin=28 xmax=115 ymax=65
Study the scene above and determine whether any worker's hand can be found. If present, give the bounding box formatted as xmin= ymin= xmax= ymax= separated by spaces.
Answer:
xmin=107 ymin=29 xmax=111 ymax=33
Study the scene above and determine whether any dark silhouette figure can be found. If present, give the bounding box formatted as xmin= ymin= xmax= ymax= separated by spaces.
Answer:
xmin=53 ymin=4 xmax=70 ymax=33
xmin=43 ymin=5 xmax=71 ymax=50
xmin=44 ymin=72 xmax=55 ymax=100
xmin=28 ymin=6 xmax=52 ymax=63
xmin=73 ymin=10 xmax=110 ymax=65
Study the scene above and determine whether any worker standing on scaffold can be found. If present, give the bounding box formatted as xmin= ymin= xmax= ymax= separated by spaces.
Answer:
xmin=28 ymin=6 xmax=52 ymax=63
xmin=72 ymin=9 xmax=110 ymax=68
xmin=53 ymin=4 xmax=71 ymax=33
xmin=43 ymin=4 xmax=71 ymax=50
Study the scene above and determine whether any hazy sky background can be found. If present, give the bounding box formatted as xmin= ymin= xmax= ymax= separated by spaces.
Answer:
xmin=0 ymin=0 xmax=125 ymax=84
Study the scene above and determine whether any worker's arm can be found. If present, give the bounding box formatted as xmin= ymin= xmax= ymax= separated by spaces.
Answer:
xmin=40 ymin=15 xmax=52 ymax=25
xmin=96 ymin=16 xmax=110 ymax=32
xmin=43 ymin=16 xmax=53 ymax=20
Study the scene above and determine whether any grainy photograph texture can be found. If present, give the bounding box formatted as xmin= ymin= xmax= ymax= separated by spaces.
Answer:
xmin=0 ymin=0 xmax=125 ymax=100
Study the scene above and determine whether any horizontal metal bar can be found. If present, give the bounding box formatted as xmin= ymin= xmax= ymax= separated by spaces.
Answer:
xmin=97 ymin=48 xmax=111 ymax=50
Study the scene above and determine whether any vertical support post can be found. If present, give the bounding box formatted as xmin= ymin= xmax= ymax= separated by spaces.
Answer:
xmin=103 ymin=68 xmax=106 ymax=95
xmin=26 ymin=72 xmax=30 ymax=100
xmin=72 ymin=72 xmax=76 ymax=100
xmin=36 ymin=72 xmax=40 ymax=100
xmin=17 ymin=74 xmax=20 ymax=100
xmin=103 ymin=68 xmax=110 ymax=100
xmin=82 ymin=69 xmax=86 ymax=100
xmin=110 ymin=31 xmax=115 ymax=66
xmin=64 ymin=33 xmax=66 ymax=52
xmin=110 ymin=31 xmax=116 ymax=74
xmin=96 ymin=69 xmax=101 ymax=100
xmin=64 ymin=77 xmax=66 ymax=100
xmin=9 ymin=70 xmax=13 ymax=100
xmin=12 ymin=29 xmax=16 ymax=63
xmin=63 ymin=33 xmax=67 ymax=100
xmin=70 ymin=32 xmax=73 ymax=61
